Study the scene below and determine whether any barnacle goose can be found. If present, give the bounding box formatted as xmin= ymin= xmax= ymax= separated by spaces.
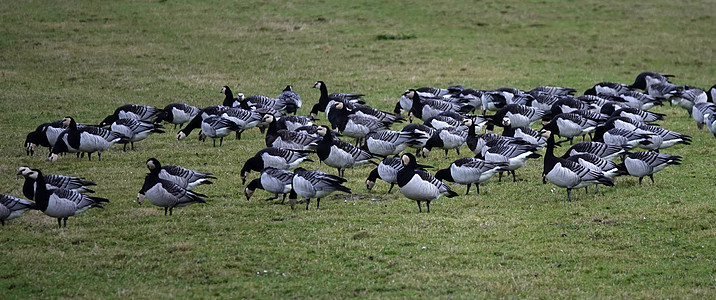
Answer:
xmin=240 ymin=147 xmax=313 ymax=184
xmin=0 ymin=194 xmax=36 ymax=226
xmin=17 ymin=166 xmax=96 ymax=200
xmin=20 ymin=168 xmax=108 ymax=228
xmin=629 ymin=72 xmax=674 ymax=91
xmin=138 ymin=159 xmax=207 ymax=215
xmin=541 ymin=113 xmax=597 ymax=143
xmin=99 ymin=104 xmax=162 ymax=126
xmin=530 ymin=86 xmax=576 ymax=96
xmin=245 ymin=168 xmax=294 ymax=203
xmin=480 ymin=140 xmax=541 ymax=182
xmin=327 ymin=101 xmax=389 ymax=145
xmin=565 ymin=153 xmax=626 ymax=194
xmin=157 ymin=103 xmax=201 ymax=130
xmin=692 ymin=102 xmax=716 ymax=129
xmin=292 ymin=167 xmax=351 ymax=210
xmin=529 ymin=92 xmax=564 ymax=111
xmin=704 ymin=113 xmax=716 ymax=137
xmin=404 ymin=89 xmax=472 ymax=122
xmin=366 ymin=157 xmax=404 ymax=193
xmin=422 ymin=126 xmax=468 ymax=158
xmin=50 ymin=117 xmax=128 ymax=162
xmin=492 ymin=104 xmax=545 ymax=128
xmin=176 ymin=105 xmax=231 ymax=140
xmin=502 ymin=126 xmax=549 ymax=148
xmin=648 ymin=81 xmax=683 ymax=100
xmin=24 ymin=120 xmax=65 ymax=156
xmin=311 ymin=80 xmax=364 ymax=118
xmin=315 ymin=126 xmax=375 ymax=177
xmin=434 ymin=157 xmax=507 ymax=195
xmin=584 ymin=82 xmax=633 ymax=96
xmin=543 ymin=134 xmax=614 ymax=201
xmin=363 ymin=130 xmax=422 ymax=157
xmin=262 ymin=113 xmax=321 ymax=150
xmin=145 ymin=158 xmax=215 ymax=190
xmin=397 ymin=153 xmax=458 ymax=213
xmin=221 ymin=107 xmax=262 ymax=139
xmin=197 ymin=115 xmax=241 ymax=147
xmin=609 ymin=107 xmax=665 ymax=123
xmin=400 ymin=123 xmax=435 ymax=157
xmin=617 ymin=91 xmax=662 ymax=111
xmin=621 ymin=151 xmax=682 ymax=184
xmin=275 ymin=115 xmax=313 ymax=131
xmin=563 ymin=141 xmax=626 ymax=161
xmin=278 ymin=85 xmax=302 ymax=115
xmin=480 ymin=91 xmax=508 ymax=114
xmin=592 ymin=126 xmax=653 ymax=150
xmin=220 ymin=85 xmax=244 ymax=107
xmin=108 ymin=118 xmax=165 ymax=151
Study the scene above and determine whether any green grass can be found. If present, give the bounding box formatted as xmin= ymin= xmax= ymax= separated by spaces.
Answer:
xmin=1 ymin=0 xmax=715 ymax=298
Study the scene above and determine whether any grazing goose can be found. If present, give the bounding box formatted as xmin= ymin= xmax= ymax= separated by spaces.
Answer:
xmin=109 ymin=118 xmax=165 ymax=151
xmin=176 ymin=105 xmax=231 ymax=140
xmin=592 ymin=126 xmax=654 ymax=149
xmin=617 ymin=90 xmax=662 ymax=111
xmin=197 ymin=115 xmax=241 ymax=147
xmin=465 ymin=123 xmax=527 ymax=157
xmin=275 ymin=115 xmax=313 ymax=131
xmin=422 ymin=126 xmax=468 ymax=158
xmin=529 ymin=92 xmax=564 ymax=111
xmin=24 ymin=120 xmax=65 ymax=156
xmin=546 ymin=98 xmax=589 ymax=116
xmin=366 ymin=157 xmax=406 ymax=193
xmin=292 ymin=167 xmax=351 ymax=210
xmin=480 ymin=91 xmax=508 ymax=114
xmin=621 ymin=151 xmax=682 ymax=184
xmin=541 ymin=113 xmax=596 ymax=143
xmin=363 ymin=130 xmax=421 ymax=157
xmin=704 ymin=113 xmax=716 ymax=137
xmin=50 ymin=117 xmax=128 ymax=162
xmin=222 ymin=107 xmax=262 ymax=139
xmin=311 ymin=80 xmax=364 ymax=118
xmin=145 ymin=158 xmax=215 ymax=190
xmin=637 ymin=124 xmax=691 ymax=150
xmin=315 ymin=126 xmax=375 ymax=177
xmin=241 ymin=94 xmax=289 ymax=113
xmin=563 ymin=141 xmax=626 ymax=161
xmin=397 ymin=153 xmax=458 ymax=213
xmin=404 ymin=89 xmax=472 ymax=122
xmin=244 ymin=168 xmax=294 ymax=203
xmin=492 ymin=104 xmax=545 ymax=128
xmin=0 ymin=194 xmax=36 ymax=226
xmin=530 ymin=86 xmax=576 ymax=96
xmin=220 ymin=85 xmax=243 ymax=107
xmin=424 ymin=114 xmax=462 ymax=130
xmin=99 ymin=104 xmax=162 ymax=126
xmin=240 ymin=147 xmax=313 ymax=184
xmin=400 ymin=123 xmax=435 ymax=157
xmin=543 ymin=134 xmax=614 ymax=201
xmin=20 ymin=168 xmax=108 ymax=228
xmin=648 ymin=81 xmax=683 ymax=100
xmin=692 ymin=102 xmax=716 ymax=129
xmin=434 ymin=157 xmax=507 ymax=195
xmin=480 ymin=141 xmax=541 ymax=182
xmin=157 ymin=103 xmax=201 ymax=130
xmin=138 ymin=159 xmax=207 ymax=215
xmin=502 ymin=126 xmax=549 ymax=148
xmin=584 ymin=82 xmax=633 ymax=96
xmin=17 ymin=166 xmax=96 ymax=200
xmin=565 ymin=153 xmax=626 ymax=194
xmin=327 ymin=101 xmax=390 ymax=144
xmin=609 ymin=107 xmax=665 ymax=123
xmin=278 ymin=85 xmax=302 ymax=114
xmin=263 ymin=114 xmax=321 ymax=150
xmin=629 ymin=72 xmax=674 ymax=91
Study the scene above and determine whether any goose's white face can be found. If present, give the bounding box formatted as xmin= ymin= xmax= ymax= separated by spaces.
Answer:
xmin=313 ymin=81 xmax=322 ymax=89
xmin=137 ymin=193 xmax=145 ymax=205
xmin=262 ymin=114 xmax=274 ymax=123
xmin=462 ymin=118 xmax=473 ymax=127
xmin=221 ymin=86 xmax=227 ymax=94
xmin=502 ymin=117 xmax=511 ymax=127
xmin=62 ymin=117 xmax=72 ymax=126
xmin=48 ymin=153 xmax=59 ymax=162
xmin=237 ymin=93 xmax=245 ymax=100
xmin=540 ymin=129 xmax=552 ymax=138
xmin=241 ymin=171 xmax=250 ymax=183
xmin=316 ymin=126 xmax=328 ymax=136
xmin=176 ymin=131 xmax=187 ymax=141
xmin=404 ymin=90 xmax=415 ymax=99
xmin=244 ymin=187 xmax=254 ymax=201
xmin=146 ymin=160 xmax=156 ymax=170
xmin=401 ymin=154 xmax=411 ymax=166
xmin=334 ymin=102 xmax=344 ymax=110
xmin=198 ymin=131 xmax=206 ymax=141
xmin=26 ymin=170 xmax=40 ymax=180
xmin=421 ymin=148 xmax=430 ymax=158
xmin=17 ymin=166 xmax=31 ymax=176
xmin=365 ymin=179 xmax=375 ymax=191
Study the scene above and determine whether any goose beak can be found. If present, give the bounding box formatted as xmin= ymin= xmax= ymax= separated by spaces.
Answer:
xmin=48 ymin=154 xmax=58 ymax=162
xmin=137 ymin=193 xmax=145 ymax=205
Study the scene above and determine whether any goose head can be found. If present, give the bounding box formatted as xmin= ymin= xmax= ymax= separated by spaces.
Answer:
xmin=176 ymin=131 xmax=187 ymax=141
xmin=146 ymin=158 xmax=162 ymax=173
xmin=262 ymin=113 xmax=275 ymax=124
xmin=137 ymin=193 xmax=145 ymax=205
xmin=313 ymin=81 xmax=324 ymax=89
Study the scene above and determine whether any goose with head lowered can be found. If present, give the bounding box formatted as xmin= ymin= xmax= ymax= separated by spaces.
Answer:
xmin=315 ymin=125 xmax=375 ymax=177
xmin=99 ymin=104 xmax=162 ymax=127
xmin=434 ymin=157 xmax=507 ymax=195
xmin=365 ymin=156 xmax=404 ymax=193
xmin=397 ymin=153 xmax=458 ymax=213
xmin=18 ymin=168 xmax=108 ymax=228
xmin=565 ymin=153 xmax=626 ymax=194
xmin=327 ymin=101 xmax=390 ymax=145
xmin=0 ymin=194 xmax=36 ymax=226
xmin=563 ymin=141 xmax=626 ymax=161
xmin=363 ymin=130 xmax=423 ymax=157
xmin=17 ymin=166 xmax=96 ymax=201
xmin=244 ymin=168 xmax=294 ymax=203
xmin=262 ymin=113 xmax=321 ymax=150
xmin=156 ymin=103 xmax=201 ymax=130
xmin=404 ymin=89 xmax=473 ymax=122
xmin=197 ymin=115 xmax=241 ymax=147
xmin=292 ymin=167 xmax=351 ymax=210
xmin=422 ymin=126 xmax=468 ymax=158
xmin=278 ymin=85 xmax=302 ymax=115
xmin=176 ymin=105 xmax=231 ymax=141
xmin=24 ymin=120 xmax=65 ymax=156
xmin=138 ymin=158 xmax=207 ymax=216
xmin=542 ymin=133 xmax=614 ymax=201
xmin=108 ymin=118 xmax=165 ymax=151
xmin=620 ymin=151 xmax=682 ymax=184
xmin=479 ymin=139 xmax=541 ymax=183
xmin=144 ymin=158 xmax=215 ymax=191
xmin=240 ymin=147 xmax=313 ymax=185
xmin=50 ymin=117 xmax=129 ymax=162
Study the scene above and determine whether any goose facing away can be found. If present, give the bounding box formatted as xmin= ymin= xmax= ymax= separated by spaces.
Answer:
xmin=397 ymin=153 xmax=458 ymax=213
xmin=145 ymin=158 xmax=216 ymax=190
xmin=138 ymin=159 xmax=207 ymax=215
xmin=0 ymin=194 xmax=36 ymax=226
xmin=434 ymin=157 xmax=507 ymax=195
xmin=292 ymin=167 xmax=351 ymax=210
xmin=621 ymin=151 xmax=682 ymax=184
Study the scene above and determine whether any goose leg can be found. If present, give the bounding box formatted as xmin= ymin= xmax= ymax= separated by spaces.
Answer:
xmin=585 ymin=186 xmax=589 ymax=194
xmin=387 ymin=183 xmax=395 ymax=193
xmin=57 ymin=218 xmax=62 ymax=228
xmin=63 ymin=217 xmax=68 ymax=227
xmin=220 ymin=137 xmax=224 ymax=146
xmin=417 ymin=201 xmax=422 ymax=213
xmin=281 ymin=194 xmax=287 ymax=204
xmin=98 ymin=152 xmax=102 ymax=161
xmin=169 ymin=207 xmax=174 ymax=216
xmin=88 ymin=153 xmax=92 ymax=161
xmin=123 ymin=143 xmax=128 ymax=152
xmin=511 ymin=170 xmax=517 ymax=182
xmin=566 ymin=188 xmax=572 ymax=201
xmin=594 ymin=184 xmax=599 ymax=195
xmin=305 ymin=199 xmax=310 ymax=210
xmin=498 ymin=171 xmax=503 ymax=182
xmin=476 ymin=184 xmax=480 ymax=195
xmin=456 ymin=148 xmax=460 ymax=156
xmin=426 ymin=201 xmax=431 ymax=213
xmin=638 ymin=177 xmax=643 ymax=184
xmin=444 ymin=149 xmax=449 ymax=158
xmin=465 ymin=183 xmax=471 ymax=195
xmin=316 ymin=198 xmax=320 ymax=210
xmin=131 ymin=142 xmax=135 ymax=151
xmin=213 ymin=139 xmax=216 ymax=147
xmin=264 ymin=195 xmax=279 ymax=201
xmin=649 ymin=174 xmax=654 ymax=183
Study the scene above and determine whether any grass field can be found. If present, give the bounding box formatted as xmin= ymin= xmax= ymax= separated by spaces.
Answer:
xmin=1 ymin=0 xmax=715 ymax=298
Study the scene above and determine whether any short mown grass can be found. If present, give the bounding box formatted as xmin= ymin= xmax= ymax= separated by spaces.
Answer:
xmin=1 ymin=0 xmax=715 ymax=298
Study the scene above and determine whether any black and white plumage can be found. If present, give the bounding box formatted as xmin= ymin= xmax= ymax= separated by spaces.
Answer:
xmin=529 ymin=92 xmax=564 ymax=112
xmin=541 ymin=113 xmax=597 ymax=143
xmin=311 ymin=80 xmax=364 ymax=118
xmin=50 ymin=117 xmax=128 ymax=162
xmin=648 ymin=81 xmax=683 ymax=100
xmin=315 ymin=126 xmax=375 ymax=177
xmin=530 ymin=86 xmax=576 ymax=96
xmin=422 ymin=126 xmax=468 ymax=158
xmin=278 ymin=85 xmax=302 ymax=114
xmin=692 ymin=102 xmax=716 ymax=129
xmin=292 ymin=167 xmax=351 ymax=210
xmin=397 ymin=153 xmax=458 ymax=213
xmin=17 ymin=166 xmax=96 ymax=200
xmin=492 ymin=104 xmax=545 ymax=128
xmin=263 ymin=114 xmax=321 ymax=150
xmin=404 ymin=89 xmax=472 ymax=122
xmin=197 ymin=115 xmax=241 ymax=147
xmin=138 ymin=159 xmax=207 ymax=216
xmin=400 ymin=123 xmax=435 ymax=157
xmin=704 ymin=113 xmax=716 ymax=137
xmin=563 ymin=141 xmax=626 ymax=161
xmin=20 ymin=168 xmax=108 ymax=228
xmin=240 ymin=147 xmax=313 ymax=184
xmin=24 ymin=120 xmax=65 ymax=156
xmin=365 ymin=157 xmax=406 ymax=193
xmin=221 ymin=107 xmax=262 ymax=139
xmin=99 ymin=104 xmax=162 ymax=127
xmin=502 ymin=126 xmax=549 ymax=148
xmin=592 ymin=127 xmax=654 ymax=149
xmin=629 ymin=72 xmax=674 ymax=91
xmin=584 ymin=82 xmax=633 ymax=96
xmin=434 ymin=157 xmax=507 ymax=195
xmin=109 ymin=118 xmax=165 ymax=151
xmin=610 ymin=107 xmax=665 ymax=123
xmin=327 ymin=101 xmax=389 ymax=144
xmin=275 ymin=115 xmax=313 ymax=131
xmin=480 ymin=141 xmax=541 ymax=182
xmin=0 ymin=194 xmax=36 ymax=226
xmin=565 ymin=153 xmax=626 ymax=194
xmin=176 ymin=105 xmax=231 ymax=140
xmin=363 ymin=130 xmax=421 ymax=157
xmin=480 ymin=91 xmax=508 ymax=114
xmin=543 ymin=134 xmax=614 ymax=201
xmin=144 ymin=158 xmax=215 ymax=191
xmin=157 ymin=103 xmax=201 ymax=129
xmin=244 ymin=168 xmax=294 ymax=202
xmin=637 ymin=124 xmax=691 ymax=150
xmin=621 ymin=151 xmax=682 ymax=184
xmin=617 ymin=91 xmax=662 ymax=111
xmin=221 ymin=86 xmax=243 ymax=107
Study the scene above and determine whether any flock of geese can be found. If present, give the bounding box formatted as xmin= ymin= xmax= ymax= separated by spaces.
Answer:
xmin=3 ymin=72 xmax=715 ymax=227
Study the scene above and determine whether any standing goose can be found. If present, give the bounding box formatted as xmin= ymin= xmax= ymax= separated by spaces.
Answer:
xmin=50 ymin=117 xmax=128 ymax=162
xmin=315 ymin=126 xmax=375 ymax=177
xmin=363 ymin=130 xmax=421 ymax=157
xmin=327 ymin=101 xmax=390 ymax=145
xmin=592 ymin=126 xmax=654 ymax=150
xmin=220 ymin=85 xmax=244 ymax=107
xmin=275 ymin=115 xmax=313 ymax=131
xmin=365 ymin=156 xmax=405 ymax=193
xmin=480 ymin=91 xmax=508 ymax=114
xmin=24 ymin=120 xmax=65 ymax=156
xmin=397 ymin=153 xmax=458 ymax=213
xmin=197 ymin=115 xmax=241 ymax=147
xmin=629 ymin=71 xmax=674 ymax=91
xmin=157 ymin=103 xmax=201 ymax=130
xmin=240 ymin=147 xmax=313 ymax=184
xmin=609 ymin=107 xmax=665 ymax=123
xmin=311 ymin=80 xmax=364 ymax=118
xmin=541 ymin=113 xmax=596 ymax=143
xmin=617 ymin=90 xmax=662 ymax=111
xmin=176 ymin=105 xmax=231 ymax=140
xmin=109 ymin=118 xmax=165 ymax=151
xmin=621 ymin=151 xmax=682 ymax=184
xmin=19 ymin=168 xmax=108 ymax=228
xmin=530 ymin=86 xmax=577 ymax=96
xmin=145 ymin=158 xmax=215 ymax=190
xmin=480 ymin=142 xmax=541 ymax=182
xmin=492 ymin=104 xmax=545 ymax=128
xmin=692 ymin=102 xmax=716 ymax=129
xmin=422 ymin=126 xmax=468 ymax=158
xmin=671 ymin=86 xmax=707 ymax=113
xmin=0 ymin=194 xmax=36 ymax=226
xmin=565 ymin=153 xmax=626 ymax=194
xmin=400 ymin=123 xmax=435 ymax=157
xmin=262 ymin=113 xmax=321 ymax=150
xmin=221 ymin=107 xmax=262 ymax=140
xmin=405 ymin=89 xmax=472 ymax=122
xmin=584 ymin=82 xmax=633 ymax=96
xmin=563 ymin=141 xmax=626 ymax=161
xmin=138 ymin=158 xmax=207 ymax=215
xmin=99 ymin=104 xmax=162 ymax=126
xmin=704 ymin=113 xmax=716 ymax=137
xmin=292 ymin=167 xmax=351 ymax=210
xmin=434 ymin=157 xmax=507 ymax=195
xmin=244 ymin=168 xmax=294 ymax=203
xmin=17 ymin=166 xmax=96 ymax=200
xmin=543 ymin=134 xmax=614 ymax=201
xmin=502 ymin=126 xmax=549 ymax=148
xmin=278 ymin=85 xmax=302 ymax=115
